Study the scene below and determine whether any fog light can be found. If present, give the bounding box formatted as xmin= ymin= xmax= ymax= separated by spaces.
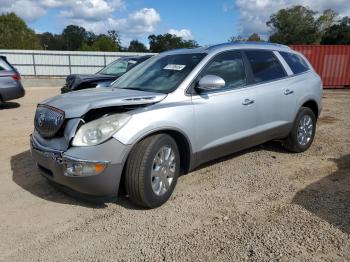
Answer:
xmin=64 ymin=161 xmax=107 ymax=177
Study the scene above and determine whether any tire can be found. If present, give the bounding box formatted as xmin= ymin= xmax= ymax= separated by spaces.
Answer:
xmin=284 ymin=107 xmax=316 ymax=153
xmin=124 ymin=134 xmax=180 ymax=208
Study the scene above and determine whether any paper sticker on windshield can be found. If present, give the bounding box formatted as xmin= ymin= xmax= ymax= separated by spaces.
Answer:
xmin=163 ymin=64 xmax=186 ymax=71
xmin=128 ymin=60 xmax=137 ymax=64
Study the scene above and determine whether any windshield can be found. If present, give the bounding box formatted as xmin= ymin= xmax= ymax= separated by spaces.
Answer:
xmin=112 ymin=53 xmax=207 ymax=93
xmin=98 ymin=58 xmax=139 ymax=75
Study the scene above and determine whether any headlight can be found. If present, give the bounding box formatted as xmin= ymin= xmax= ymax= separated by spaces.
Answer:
xmin=72 ymin=114 xmax=131 ymax=146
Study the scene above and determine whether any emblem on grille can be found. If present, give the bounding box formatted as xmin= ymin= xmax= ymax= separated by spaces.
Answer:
xmin=34 ymin=105 xmax=65 ymax=138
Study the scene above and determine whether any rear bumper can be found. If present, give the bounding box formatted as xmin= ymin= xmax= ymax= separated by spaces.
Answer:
xmin=0 ymin=81 xmax=25 ymax=101
xmin=30 ymin=135 xmax=131 ymax=199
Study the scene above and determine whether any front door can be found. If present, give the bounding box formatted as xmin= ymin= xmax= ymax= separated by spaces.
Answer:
xmin=191 ymin=51 xmax=257 ymax=164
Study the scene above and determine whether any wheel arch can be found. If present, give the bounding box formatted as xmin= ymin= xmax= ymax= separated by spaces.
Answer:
xmin=301 ymin=99 xmax=319 ymax=119
xmin=118 ymin=128 xmax=194 ymax=194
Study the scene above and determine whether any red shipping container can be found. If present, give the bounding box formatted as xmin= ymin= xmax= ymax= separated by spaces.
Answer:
xmin=290 ymin=45 xmax=350 ymax=88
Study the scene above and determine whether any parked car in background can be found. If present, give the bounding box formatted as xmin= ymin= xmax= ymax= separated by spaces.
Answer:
xmin=31 ymin=42 xmax=322 ymax=208
xmin=0 ymin=56 xmax=25 ymax=103
xmin=61 ymin=55 xmax=153 ymax=93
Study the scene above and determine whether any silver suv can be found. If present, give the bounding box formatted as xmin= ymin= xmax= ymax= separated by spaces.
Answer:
xmin=30 ymin=42 xmax=322 ymax=208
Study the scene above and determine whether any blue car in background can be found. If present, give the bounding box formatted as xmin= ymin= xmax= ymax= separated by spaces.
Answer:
xmin=61 ymin=55 xmax=153 ymax=93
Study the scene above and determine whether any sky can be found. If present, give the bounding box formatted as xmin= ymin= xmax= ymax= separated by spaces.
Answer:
xmin=1 ymin=0 xmax=350 ymax=46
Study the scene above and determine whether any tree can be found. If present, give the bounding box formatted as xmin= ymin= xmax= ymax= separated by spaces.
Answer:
xmin=0 ymin=12 xmax=40 ymax=49
xmin=267 ymin=5 xmax=320 ymax=44
xmin=148 ymin=33 xmax=199 ymax=52
xmin=91 ymin=35 xmax=118 ymax=51
xmin=317 ymin=9 xmax=338 ymax=34
xmin=37 ymin=32 xmax=53 ymax=50
xmin=61 ymin=25 xmax=87 ymax=50
xmin=85 ymin=31 xmax=97 ymax=46
xmin=37 ymin=32 xmax=64 ymax=50
xmin=321 ymin=17 xmax=350 ymax=44
xmin=107 ymin=30 xmax=122 ymax=50
xmin=128 ymin=40 xmax=148 ymax=52
xmin=247 ymin=33 xmax=262 ymax=41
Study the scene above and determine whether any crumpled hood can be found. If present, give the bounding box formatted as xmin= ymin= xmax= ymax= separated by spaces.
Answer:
xmin=40 ymin=88 xmax=167 ymax=118
xmin=65 ymin=74 xmax=120 ymax=91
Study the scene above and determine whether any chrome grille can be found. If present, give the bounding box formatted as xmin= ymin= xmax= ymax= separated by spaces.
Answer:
xmin=34 ymin=105 xmax=65 ymax=138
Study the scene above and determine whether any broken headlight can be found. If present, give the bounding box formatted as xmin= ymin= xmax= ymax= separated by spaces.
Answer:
xmin=72 ymin=114 xmax=131 ymax=146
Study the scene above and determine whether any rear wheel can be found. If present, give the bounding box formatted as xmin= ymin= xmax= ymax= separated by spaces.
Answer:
xmin=284 ymin=107 xmax=316 ymax=153
xmin=124 ymin=134 xmax=180 ymax=208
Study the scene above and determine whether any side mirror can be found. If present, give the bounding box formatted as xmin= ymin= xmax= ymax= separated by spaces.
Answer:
xmin=196 ymin=75 xmax=225 ymax=92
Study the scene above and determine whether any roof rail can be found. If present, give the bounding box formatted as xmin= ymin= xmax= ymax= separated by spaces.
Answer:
xmin=159 ymin=46 xmax=204 ymax=55
xmin=206 ymin=41 xmax=290 ymax=51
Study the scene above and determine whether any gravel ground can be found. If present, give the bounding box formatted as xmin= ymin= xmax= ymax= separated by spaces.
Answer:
xmin=0 ymin=87 xmax=349 ymax=261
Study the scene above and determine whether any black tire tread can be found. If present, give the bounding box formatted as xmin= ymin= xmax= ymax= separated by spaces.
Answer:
xmin=125 ymin=134 xmax=166 ymax=207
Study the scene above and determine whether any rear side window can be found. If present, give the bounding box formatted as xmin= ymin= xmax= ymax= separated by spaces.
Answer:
xmin=280 ymin=52 xmax=309 ymax=74
xmin=0 ymin=58 xmax=11 ymax=71
xmin=200 ymin=51 xmax=246 ymax=89
xmin=245 ymin=50 xmax=286 ymax=83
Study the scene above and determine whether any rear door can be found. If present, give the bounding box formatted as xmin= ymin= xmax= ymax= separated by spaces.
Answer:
xmin=243 ymin=50 xmax=297 ymax=139
xmin=191 ymin=51 xmax=257 ymax=164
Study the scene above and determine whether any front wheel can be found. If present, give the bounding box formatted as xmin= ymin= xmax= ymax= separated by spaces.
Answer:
xmin=124 ymin=134 xmax=180 ymax=208
xmin=284 ymin=107 xmax=316 ymax=153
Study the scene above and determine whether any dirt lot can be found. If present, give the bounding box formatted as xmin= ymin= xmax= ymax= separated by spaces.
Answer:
xmin=0 ymin=87 xmax=349 ymax=261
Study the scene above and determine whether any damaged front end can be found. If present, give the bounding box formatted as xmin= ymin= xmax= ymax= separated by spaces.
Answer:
xmin=33 ymin=88 xmax=167 ymax=149
xmin=30 ymin=88 xmax=166 ymax=199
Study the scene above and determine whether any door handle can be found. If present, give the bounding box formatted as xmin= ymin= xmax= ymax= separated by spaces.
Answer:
xmin=242 ymin=98 xmax=255 ymax=105
xmin=284 ymin=89 xmax=294 ymax=95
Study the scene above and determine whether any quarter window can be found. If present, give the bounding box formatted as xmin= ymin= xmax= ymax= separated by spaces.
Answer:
xmin=280 ymin=52 xmax=309 ymax=74
xmin=200 ymin=51 xmax=246 ymax=90
xmin=245 ymin=50 xmax=286 ymax=83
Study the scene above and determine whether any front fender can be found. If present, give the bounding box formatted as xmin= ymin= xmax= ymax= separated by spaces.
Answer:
xmin=112 ymin=101 xmax=196 ymax=153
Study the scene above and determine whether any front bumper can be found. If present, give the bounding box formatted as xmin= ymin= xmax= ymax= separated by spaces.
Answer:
xmin=30 ymin=135 xmax=131 ymax=198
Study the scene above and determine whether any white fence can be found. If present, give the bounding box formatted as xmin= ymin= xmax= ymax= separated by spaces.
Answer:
xmin=0 ymin=49 xmax=152 ymax=77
